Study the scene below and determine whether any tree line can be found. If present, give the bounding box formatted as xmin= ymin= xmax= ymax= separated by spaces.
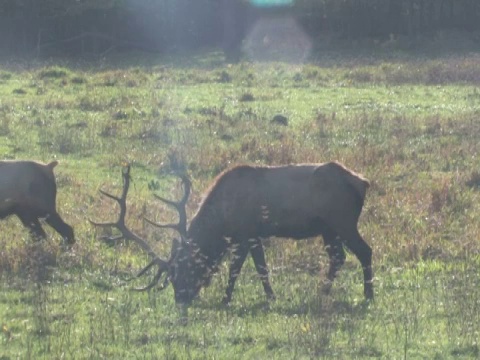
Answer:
xmin=1 ymin=0 xmax=479 ymax=59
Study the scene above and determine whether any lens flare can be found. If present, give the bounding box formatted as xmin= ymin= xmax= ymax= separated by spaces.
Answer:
xmin=250 ymin=0 xmax=294 ymax=7
xmin=243 ymin=16 xmax=312 ymax=63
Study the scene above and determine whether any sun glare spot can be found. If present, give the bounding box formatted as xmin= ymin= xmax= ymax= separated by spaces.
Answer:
xmin=243 ymin=16 xmax=312 ymax=63
xmin=250 ymin=0 xmax=294 ymax=7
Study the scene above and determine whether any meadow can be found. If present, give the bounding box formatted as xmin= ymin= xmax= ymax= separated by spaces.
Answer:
xmin=0 ymin=51 xmax=480 ymax=358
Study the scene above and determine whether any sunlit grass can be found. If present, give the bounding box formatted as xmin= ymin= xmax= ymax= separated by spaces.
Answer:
xmin=1 ymin=53 xmax=480 ymax=358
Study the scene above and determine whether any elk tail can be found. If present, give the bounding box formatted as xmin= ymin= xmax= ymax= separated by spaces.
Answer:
xmin=47 ymin=160 xmax=59 ymax=170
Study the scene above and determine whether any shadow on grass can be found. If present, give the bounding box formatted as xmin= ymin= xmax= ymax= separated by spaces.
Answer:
xmin=193 ymin=293 xmax=372 ymax=320
xmin=273 ymin=296 xmax=371 ymax=318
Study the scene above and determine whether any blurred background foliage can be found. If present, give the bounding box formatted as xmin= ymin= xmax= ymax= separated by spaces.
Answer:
xmin=1 ymin=0 xmax=479 ymax=60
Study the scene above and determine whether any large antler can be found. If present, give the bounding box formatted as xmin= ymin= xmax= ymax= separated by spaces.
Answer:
xmin=144 ymin=173 xmax=190 ymax=242
xmin=89 ymin=164 xmax=171 ymax=291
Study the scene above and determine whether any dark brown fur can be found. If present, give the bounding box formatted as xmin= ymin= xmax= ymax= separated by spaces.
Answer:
xmin=170 ymin=161 xmax=372 ymax=305
xmin=0 ymin=160 xmax=74 ymax=244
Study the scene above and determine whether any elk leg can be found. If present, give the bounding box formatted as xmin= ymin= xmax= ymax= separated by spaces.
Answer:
xmin=322 ymin=228 xmax=346 ymax=295
xmin=223 ymin=240 xmax=250 ymax=304
xmin=17 ymin=213 xmax=47 ymax=240
xmin=340 ymin=228 xmax=373 ymax=300
xmin=249 ymin=238 xmax=275 ymax=301
xmin=45 ymin=211 xmax=75 ymax=245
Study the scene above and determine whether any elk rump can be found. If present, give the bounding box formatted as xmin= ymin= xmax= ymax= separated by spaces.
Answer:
xmin=0 ymin=160 xmax=74 ymax=244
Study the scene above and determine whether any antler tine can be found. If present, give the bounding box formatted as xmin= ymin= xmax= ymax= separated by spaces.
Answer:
xmin=153 ymin=174 xmax=190 ymax=208
xmin=88 ymin=166 xmax=129 ymax=230
xmin=131 ymin=258 xmax=170 ymax=291
xmin=88 ymin=189 xmax=124 ymax=228
xmin=143 ymin=217 xmax=182 ymax=232
xmin=89 ymin=164 xmax=170 ymax=291
xmin=126 ymin=257 xmax=170 ymax=291
xmin=98 ymin=189 xmax=121 ymax=202
xmin=146 ymin=173 xmax=191 ymax=239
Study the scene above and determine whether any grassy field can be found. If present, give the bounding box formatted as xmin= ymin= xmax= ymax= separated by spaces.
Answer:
xmin=1 ymin=50 xmax=480 ymax=358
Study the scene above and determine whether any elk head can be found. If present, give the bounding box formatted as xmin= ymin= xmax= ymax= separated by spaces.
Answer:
xmin=168 ymin=238 xmax=213 ymax=305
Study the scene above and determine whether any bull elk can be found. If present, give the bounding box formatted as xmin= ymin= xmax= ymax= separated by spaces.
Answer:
xmin=92 ymin=161 xmax=372 ymax=307
xmin=0 ymin=160 xmax=75 ymax=245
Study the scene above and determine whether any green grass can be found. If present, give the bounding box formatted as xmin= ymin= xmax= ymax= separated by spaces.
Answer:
xmin=1 ymin=51 xmax=480 ymax=358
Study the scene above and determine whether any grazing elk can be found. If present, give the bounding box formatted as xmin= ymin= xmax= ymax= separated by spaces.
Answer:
xmin=92 ymin=161 xmax=372 ymax=307
xmin=0 ymin=160 xmax=74 ymax=245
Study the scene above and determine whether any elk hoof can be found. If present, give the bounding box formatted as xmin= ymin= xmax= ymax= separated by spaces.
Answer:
xmin=177 ymin=305 xmax=189 ymax=325
xmin=221 ymin=295 xmax=232 ymax=306
xmin=267 ymin=293 xmax=276 ymax=302
xmin=321 ymin=280 xmax=333 ymax=295
xmin=178 ymin=316 xmax=188 ymax=326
